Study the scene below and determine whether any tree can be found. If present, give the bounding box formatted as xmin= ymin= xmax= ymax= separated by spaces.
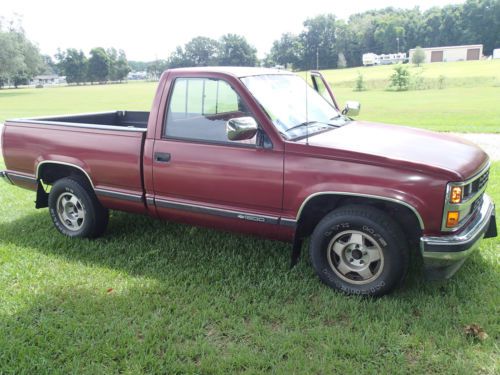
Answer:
xmin=337 ymin=52 xmax=347 ymax=68
xmin=266 ymin=33 xmax=303 ymax=69
xmin=128 ymin=61 xmax=148 ymax=72
xmin=184 ymin=36 xmax=220 ymax=66
xmin=0 ymin=21 xmax=43 ymax=87
xmin=218 ymin=34 xmax=257 ymax=66
xmin=114 ymin=50 xmax=131 ymax=81
xmin=462 ymin=0 xmax=500 ymax=55
xmin=88 ymin=47 xmax=110 ymax=83
xmin=372 ymin=11 xmax=406 ymax=53
xmin=0 ymin=31 xmax=23 ymax=86
xmin=300 ymin=14 xmax=338 ymax=70
xmin=147 ymin=59 xmax=169 ymax=80
xmin=55 ymin=48 xmax=88 ymax=84
xmin=167 ymin=46 xmax=190 ymax=68
xmin=107 ymin=48 xmax=130 ymax=81
xmin=106 ymin=47 xmax=118 ymax=80
xmin=41 ymin=55 xmax=58 ymax=75
xmin=411 ymin=46 xmax=426 ymax=66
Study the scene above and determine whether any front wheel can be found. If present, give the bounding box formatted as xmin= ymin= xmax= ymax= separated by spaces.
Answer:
xmin=48 ymin=176 xmax=109 ymax=238
xmin=309 ymin=205 xmax=409 ymax=297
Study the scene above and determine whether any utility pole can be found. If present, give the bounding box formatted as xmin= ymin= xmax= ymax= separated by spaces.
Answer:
xmin=316 ymin=48 xmax=319 ymax=70
xmin=396 ymin=37 xmax=400 ymax=53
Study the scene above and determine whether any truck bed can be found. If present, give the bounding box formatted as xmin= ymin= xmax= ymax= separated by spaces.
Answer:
xmin=11 ymin=111 xmax=149 ymax=131
xmin=1 ymin=111 xmax=149 ymax=213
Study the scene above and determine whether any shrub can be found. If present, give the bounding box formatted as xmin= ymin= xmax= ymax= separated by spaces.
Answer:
xmin=389 ymin=65 xmax=411 ymax=91
xmin=411 ymin=69 xmax=426 ymax=90
xmin=438 ymin=75 xmax=446 ymax=89
xmin=354 ymin=72 xmax=366 ymax=91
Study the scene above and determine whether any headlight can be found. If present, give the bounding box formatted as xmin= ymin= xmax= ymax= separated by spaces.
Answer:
xmin=450 ymin=186 xmax=463 ymax=204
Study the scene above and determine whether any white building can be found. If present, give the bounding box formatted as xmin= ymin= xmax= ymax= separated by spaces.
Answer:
xmin=409 ymin=44 xmax=483 ymax=63
xmin=362 ymin=52 xmax=407 ymax=66
xmin=127 ymin=71 xmax=148 ymax=80
xmin=32 ymin=75 xmax=66 ymax=85
xmin=493 ymin=49 xmax=500 ymax=59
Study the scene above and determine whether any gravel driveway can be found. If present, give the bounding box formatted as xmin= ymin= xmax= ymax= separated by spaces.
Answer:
xmin=448 ymin=133 xmax=500 ymax=161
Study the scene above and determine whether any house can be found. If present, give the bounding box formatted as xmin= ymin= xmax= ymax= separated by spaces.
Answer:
xmin=127 ymin=71 xmax=148 ymax=80
xmin=32 ymin=75 xmax=66 ymax=86
xmin=409 ymin=45 xmax=483 ymax=63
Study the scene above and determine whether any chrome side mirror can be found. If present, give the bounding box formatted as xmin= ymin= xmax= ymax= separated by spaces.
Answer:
xmin=342 ymin=101 xmax=361 ymax=116
xmin=226 ymin=117 xmax=258 ymax=141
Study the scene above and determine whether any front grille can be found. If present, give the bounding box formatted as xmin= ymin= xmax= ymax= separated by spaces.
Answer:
xmin=470 ymin=195 xmax=483 ymax=215
xmin=476 ymin=169 xmax=489 ymax=191
xmin=464 ymin=168 xmax=489 ymax=199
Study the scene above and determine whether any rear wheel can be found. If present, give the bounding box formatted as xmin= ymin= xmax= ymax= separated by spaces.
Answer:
xmin=48 ymin=177 xmax=109 ymax=238
xmin=309 ymin=205 xmax=409 ymax=297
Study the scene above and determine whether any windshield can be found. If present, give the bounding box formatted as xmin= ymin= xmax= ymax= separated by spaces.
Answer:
xmin=241 ymin=74 xmax=348 ymax=139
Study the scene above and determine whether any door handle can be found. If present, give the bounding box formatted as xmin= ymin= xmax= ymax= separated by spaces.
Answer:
xmin=154 ymin=152 xmax=171 ymax=163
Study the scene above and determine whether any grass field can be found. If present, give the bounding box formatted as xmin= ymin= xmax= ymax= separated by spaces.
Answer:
xmin=321 ymin=59 xmax=500 ymax=88
xmin=325 ymin=60 xmax=500 ymax=132
xmin=0 ymin=159 xmax=499 ymax=374
xmin=1 ymin=60 xmax=499 ymax=133
xmin=0 ymin=60 xmax=499 ymax=373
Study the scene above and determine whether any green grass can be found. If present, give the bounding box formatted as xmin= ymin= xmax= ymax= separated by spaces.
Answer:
xmin=335 ymin=86 xmax=500 ymax=133
xmin=321 ymin=59 xmax=500 ymax=87
xmin=319 ymin=60 xmax=500 ymax=133
xmin=0 ymin=157 xmax=499 ymax=373
xmin=2 ymin=61 xmax=500 ymax=132
xmin=1 ymin=61 xmax=499 ymax=373
xmin=0 ymin=81 xmax=156 ymax=123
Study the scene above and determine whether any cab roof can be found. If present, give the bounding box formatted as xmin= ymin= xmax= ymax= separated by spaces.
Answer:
xmin=167 ymin=66 xmax=293 ymax=78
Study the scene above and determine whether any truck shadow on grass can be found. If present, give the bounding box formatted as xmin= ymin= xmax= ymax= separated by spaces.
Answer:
xmin=0 ymin=210 xmax=498 ymax=372
xmin=0 ymin=209 xmax=496 ymax=297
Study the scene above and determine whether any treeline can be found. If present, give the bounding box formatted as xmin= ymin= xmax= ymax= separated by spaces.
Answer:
xmin=160 ymin=0 xmax=499 ymax=71
xmin=266 ymin=0 xmax=500 ymax=69
xmin=123 ymin=34 xmax=258 ymax=80
xmin=1 ymin=0 xmax=498 ymax=88
xmin=54 ymin=47 xmax=131 ymax=84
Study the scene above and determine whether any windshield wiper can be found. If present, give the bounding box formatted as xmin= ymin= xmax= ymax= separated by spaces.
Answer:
xmin=284 ymin=121 xmax=319 ymax=133
xmin=329 ymin=114 xmax=343 ymax=121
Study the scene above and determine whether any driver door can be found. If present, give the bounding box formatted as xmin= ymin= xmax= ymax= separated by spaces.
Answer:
xmin=152 ymin=76 xmax=284 ymax=231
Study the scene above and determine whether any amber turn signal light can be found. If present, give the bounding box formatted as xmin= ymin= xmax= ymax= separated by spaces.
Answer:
xmin=450 ymin=186 xmax=462 ymax=204
xmin=446 ymin=211 xmax=460 ymax=227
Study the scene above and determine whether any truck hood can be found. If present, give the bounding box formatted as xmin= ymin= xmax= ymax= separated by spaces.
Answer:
xmin=304 ymin=121 xmax=488 ymax=180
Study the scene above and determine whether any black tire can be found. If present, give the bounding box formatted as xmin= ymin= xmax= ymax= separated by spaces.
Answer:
xmin=309 ymin=205 xmax=409 ymax=297
xmin=48 ymin=176 xmax=109 ymax=238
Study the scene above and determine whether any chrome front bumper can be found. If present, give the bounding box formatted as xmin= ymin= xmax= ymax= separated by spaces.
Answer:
xmin=420 ymin=194 xmax=496 ymax=280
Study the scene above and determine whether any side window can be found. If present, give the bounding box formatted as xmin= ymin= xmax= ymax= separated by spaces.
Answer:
xmin=165 ymin=78 xmax=254 ymax=144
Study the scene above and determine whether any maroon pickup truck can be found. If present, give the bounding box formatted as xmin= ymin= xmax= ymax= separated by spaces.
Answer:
xmin=1 ymin=67 xmax=496 ymax=296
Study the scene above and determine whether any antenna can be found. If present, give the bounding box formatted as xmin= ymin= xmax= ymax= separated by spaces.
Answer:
xmin=305 ymin=71 xmax=309 ymax=145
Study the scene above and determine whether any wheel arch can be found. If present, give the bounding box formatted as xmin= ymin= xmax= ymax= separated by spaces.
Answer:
xmin=35 ymin=161 xmax=94 ymax=208
xmin=36 ymin=161 xmax=94 ymax=187
xmin=295 ymin=192 xmax=424 ymax=248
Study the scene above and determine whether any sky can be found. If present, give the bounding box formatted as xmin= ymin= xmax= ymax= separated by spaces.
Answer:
xmin=1 ymin=0 xmax=465 ymax=61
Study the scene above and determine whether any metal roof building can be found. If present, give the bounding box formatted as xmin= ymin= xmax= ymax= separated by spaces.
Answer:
xmin=409 ymin=44 xmax=483 ymax=63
